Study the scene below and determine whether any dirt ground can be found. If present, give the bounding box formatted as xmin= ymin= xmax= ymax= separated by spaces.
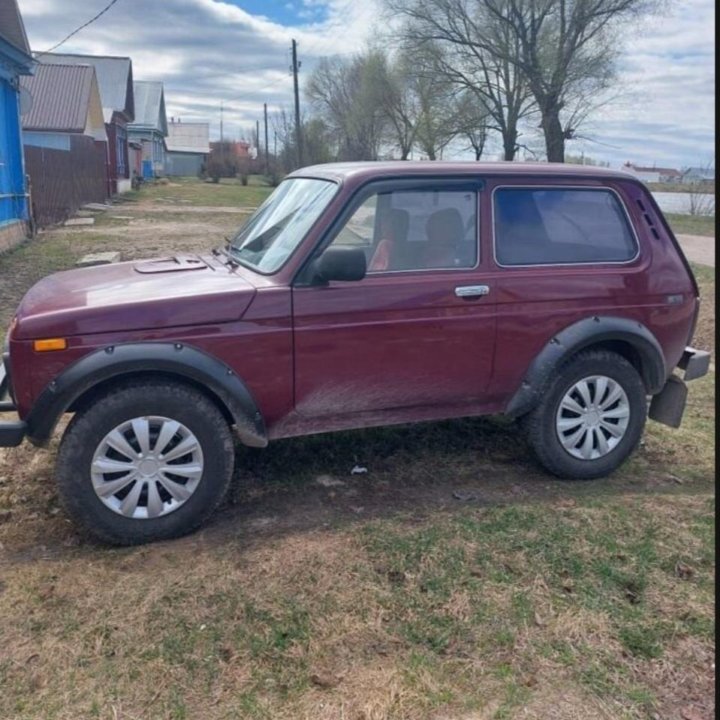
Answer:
xmin=0 ymin=181 xmax=715 ymax=720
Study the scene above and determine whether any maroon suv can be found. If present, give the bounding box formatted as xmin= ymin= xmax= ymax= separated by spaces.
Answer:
xmin=0 ymin=162 xmax=710 ymax=544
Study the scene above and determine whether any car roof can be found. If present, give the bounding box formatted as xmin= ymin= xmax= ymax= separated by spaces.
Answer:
xmin=288 ymin=160 xmax=636 ymax=183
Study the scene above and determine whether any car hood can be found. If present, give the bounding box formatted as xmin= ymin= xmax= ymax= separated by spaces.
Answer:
xmin=13 ymin=254 xmax=257 ymax=339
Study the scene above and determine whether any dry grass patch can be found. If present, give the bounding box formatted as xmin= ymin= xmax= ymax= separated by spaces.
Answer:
xmin=667 ymin=213 xmax=716 ymax=237
xmin=2 ymin=492 xmax=711 ymax=719
xmin=691 ymin=263 xmax=715 ymax=354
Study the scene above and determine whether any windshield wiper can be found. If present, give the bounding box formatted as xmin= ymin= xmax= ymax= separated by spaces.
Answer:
xmin=212 ymin=237 xmax=240 ymax=268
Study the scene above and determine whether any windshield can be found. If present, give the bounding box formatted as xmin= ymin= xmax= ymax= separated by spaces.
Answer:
xmin=229 ymin=177 xmax=337 ymax=273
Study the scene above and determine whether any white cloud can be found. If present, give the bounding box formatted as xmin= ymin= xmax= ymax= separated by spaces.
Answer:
xmin=18 ymin=0 xmax=714 ymax=168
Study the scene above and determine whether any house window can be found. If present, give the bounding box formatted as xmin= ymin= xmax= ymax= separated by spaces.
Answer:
xmin=494 ymin=187 xmax=638 ymax=266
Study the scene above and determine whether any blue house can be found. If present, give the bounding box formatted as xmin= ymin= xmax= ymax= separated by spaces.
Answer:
xmin=128 ymin=81 xmax=168 ymax=179
xmin=0 ymin=0 xmax=33 ymax=250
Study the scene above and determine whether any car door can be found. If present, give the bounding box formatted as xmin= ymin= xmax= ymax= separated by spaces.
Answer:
xmin=487 ymin=181 xmax=648 ymax=400
xmin=291 ymin=178 xmax=497 ymax=418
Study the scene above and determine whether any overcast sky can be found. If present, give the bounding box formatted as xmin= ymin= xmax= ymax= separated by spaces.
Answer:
xmin=18 ymin=0 xmax=715 ymax=169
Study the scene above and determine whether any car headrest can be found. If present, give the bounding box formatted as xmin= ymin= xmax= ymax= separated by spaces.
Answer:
xmin=426 ymin=208 xmax=464 ymax=245
xmin=382 ymin=208 xmax=409 ymax=243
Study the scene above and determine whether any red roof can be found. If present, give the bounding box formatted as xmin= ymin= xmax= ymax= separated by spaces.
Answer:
xmin=624 ymin=163 xmax=681 ymax=176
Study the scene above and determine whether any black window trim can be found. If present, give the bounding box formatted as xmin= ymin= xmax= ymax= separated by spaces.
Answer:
xmin=491 ymin=184 xmax=641 ymax=269
xmin=294 ymin=176 xmax=485 ymax=285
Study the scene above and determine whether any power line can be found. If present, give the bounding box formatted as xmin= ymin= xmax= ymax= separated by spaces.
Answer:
xmin=228 ymin=71 xmax=292 ymax=106
xmin=36 ymin=0 xmax=121 ymax=58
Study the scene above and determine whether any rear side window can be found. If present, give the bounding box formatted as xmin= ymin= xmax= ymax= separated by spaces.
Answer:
xmin=494 ymin=188 xmax=638 ymax=266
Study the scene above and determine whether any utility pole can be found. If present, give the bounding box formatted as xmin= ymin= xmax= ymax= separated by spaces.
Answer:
xmin=255 ymin=120 xmax=260 ymax=163
xmin=291 ymin=38 xmax=303 ymax=167
xmin=264 ymin=103 xmax=269 ymax=175
xmin=220 ymin=101 xmax=224 ymax=167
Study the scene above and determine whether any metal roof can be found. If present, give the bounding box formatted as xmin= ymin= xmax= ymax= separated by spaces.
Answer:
xmin=166 ymin=121 xmax=210 ymax=154
xmin=129 ymin=81 xmax=168 ymax=135
xmin=35 ymin=52 xmax=134 ymax=123
xmin=0 ymin=0 xmax=31 ymax=55
xmin=21 ymin=63 xmax=95 ymax=133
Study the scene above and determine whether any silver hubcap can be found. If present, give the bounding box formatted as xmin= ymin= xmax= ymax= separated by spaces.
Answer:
xmin=91 ymin=416 xmax=204 ymax=519
xmin=556 ymin=375 xmax=630 ymax=460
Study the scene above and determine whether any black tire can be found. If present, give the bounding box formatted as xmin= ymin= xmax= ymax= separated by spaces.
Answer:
xmin=523 ymin=350 xmax=647 ymax=479
xmin=56 ymin=379 xmax=235 ymax=545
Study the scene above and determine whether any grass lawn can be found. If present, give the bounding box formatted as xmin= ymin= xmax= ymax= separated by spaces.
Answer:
xmin=0 ymin=179 xmax=714 ymax=720
xmin=124 ymin=175 xmax=274 ymax=208
xmin=666 ymin=213 xmax=716 ymax=237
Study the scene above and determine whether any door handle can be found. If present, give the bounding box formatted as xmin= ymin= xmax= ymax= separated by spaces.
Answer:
xmin=455 ymin=285 xmax=490 ymax=298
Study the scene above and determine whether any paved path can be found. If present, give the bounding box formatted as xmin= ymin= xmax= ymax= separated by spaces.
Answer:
xmin=676 ymin=234 xmax=715 ymax=267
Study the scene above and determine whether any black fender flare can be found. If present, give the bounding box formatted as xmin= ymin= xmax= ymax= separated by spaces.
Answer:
xmin=504 ymin=316 xmax=667 ymax=418
xmin=25 ymin=342 xmax=268 ymax=448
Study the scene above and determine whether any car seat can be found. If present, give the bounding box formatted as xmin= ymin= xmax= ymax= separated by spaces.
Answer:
xmin=368 ymin=208 xmax=410 ymax=271
xmin=423 ymin=208 xmax=465 ymax=268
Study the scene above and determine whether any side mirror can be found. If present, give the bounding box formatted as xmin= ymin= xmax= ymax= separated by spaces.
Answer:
xmin=314 ymin=246 xmax=367 ymax=283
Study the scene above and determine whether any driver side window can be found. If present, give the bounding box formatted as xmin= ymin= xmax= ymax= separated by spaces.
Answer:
xmin=327 ymin=188 xmax=478 ymax=273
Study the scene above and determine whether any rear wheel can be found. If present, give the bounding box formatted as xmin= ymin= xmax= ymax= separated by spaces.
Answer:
xmin=523 ymin=350 xmax=647 ymax=479
xmin=56 ymin=380 xmax=235 ymax=545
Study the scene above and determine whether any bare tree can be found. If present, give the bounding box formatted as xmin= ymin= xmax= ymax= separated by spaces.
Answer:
xmin=272 ymin=107 xmax=334 ymax=172
xmin=686 ymin=161 xmax=716 ymax=216
xmin=385 ymin=1 xmax=535 ymax=160
xmin=481 ymin=0 xmax=653 ymax=161
xmin=272 ymin=107 xmax=299 ymax=172
xmin=386 ymin=0 xmax=655 ymax=162
xmin=379 ymin=55 xmax=422 ymax=159
xmin=307 ymin=50 xmax=391 ymax=161
xmin=411 ymin=51 xmax=460 ymax=160
xmin=452 ymin=90 xmax=490 ymax=160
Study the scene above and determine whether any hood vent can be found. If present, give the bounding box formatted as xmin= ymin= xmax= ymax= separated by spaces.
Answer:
xmin=134 ymin=255 xmax=208 ymax=274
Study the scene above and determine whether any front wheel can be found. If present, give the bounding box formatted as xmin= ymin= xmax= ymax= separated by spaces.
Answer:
xmin=56 ymin=380 xmax=235 ymax=545
xmin=523 ymin=350 xmax=647 ymax=479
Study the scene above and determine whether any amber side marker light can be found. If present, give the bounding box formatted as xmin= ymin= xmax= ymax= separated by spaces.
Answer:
xmin=33 ymin=338 xmax=68 ymax=352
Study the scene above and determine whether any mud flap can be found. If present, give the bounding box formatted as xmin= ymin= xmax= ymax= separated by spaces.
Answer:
xmin=648 ymin=375 xmax=688 ymax=428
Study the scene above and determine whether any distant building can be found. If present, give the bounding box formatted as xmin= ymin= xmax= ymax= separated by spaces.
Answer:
xmin=21 ymin=63 xmax=109 ymax=226
xmin=680 ymin=166 xmax=715 ymax=184
xmin=0 ymin=0 xmax=34 ymax=251
xmin=166 ymin=118 xmax=210 ymax=177
xmin=128 ymin=81 xmax=168 ymax=179
xmin=211 ymin=140 xmax=252 ymax=161
xmin=622 ymin=162 xmax=683 ymax=184
xmin=36 ymin=53 xmax=136 ymax=195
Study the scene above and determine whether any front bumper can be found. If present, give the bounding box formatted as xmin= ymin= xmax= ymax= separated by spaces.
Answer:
xmin=648 ymin=346 xmax=711 ymax=428
xmin=0 ymin=418 xmax=26 ymax=447
xmin=0 ymin=343 xmax=27 ymax=448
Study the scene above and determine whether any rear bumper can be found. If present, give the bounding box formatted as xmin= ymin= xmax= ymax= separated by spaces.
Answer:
xmin=677 ymin=346 xmax=711 ymax=381
xmin=649 ymin=346 xmax=711 ymax=428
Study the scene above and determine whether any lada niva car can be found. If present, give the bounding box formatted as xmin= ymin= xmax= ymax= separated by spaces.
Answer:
xmin=0 ymin=162 xmax=710 ymax=544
